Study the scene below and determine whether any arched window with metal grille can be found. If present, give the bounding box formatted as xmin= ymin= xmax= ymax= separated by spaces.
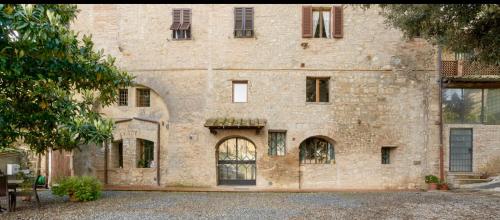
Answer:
xmin=299 ymin=137 xmax=335 ymax=164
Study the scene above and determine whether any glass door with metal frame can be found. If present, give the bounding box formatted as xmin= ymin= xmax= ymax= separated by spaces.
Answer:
xmin=449 ymin=128 xmax=473 ymax=172
xmin=217 ymin=137 xmax=256 ymax=185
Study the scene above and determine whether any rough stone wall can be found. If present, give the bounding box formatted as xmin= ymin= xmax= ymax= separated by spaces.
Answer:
xmin=71 ymin=4 xmax=441 ymax=189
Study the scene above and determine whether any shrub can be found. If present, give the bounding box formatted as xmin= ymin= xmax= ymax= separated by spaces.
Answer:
xmin=52 ymin=176 xmax=103 ymax=202
xmin=425 ymin=175 xmax=439 ymax=184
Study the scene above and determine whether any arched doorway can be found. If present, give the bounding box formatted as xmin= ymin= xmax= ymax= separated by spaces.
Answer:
xmin=217 ymin=137 xmax=256 ymax=185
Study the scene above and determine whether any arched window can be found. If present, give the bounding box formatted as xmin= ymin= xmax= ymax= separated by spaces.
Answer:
xmin=299 ymin=137 xmax=334 ymax=164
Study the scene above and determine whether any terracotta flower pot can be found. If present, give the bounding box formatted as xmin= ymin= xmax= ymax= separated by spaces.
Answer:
xmin=22 ymin=195 xmax=32 ymax=201
xmin=440 ymin=184 xmax=449 ymax=191
xmin=428 ymin=183 xmax=438 ymax=190
xmin=68 ymin=192 xmax=78 ymax=202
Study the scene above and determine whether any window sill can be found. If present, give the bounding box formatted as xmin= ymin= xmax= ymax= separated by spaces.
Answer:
xmin=305 ymin=102 xmax=332 ymax=105
xmin=171 ymin=38 xmax=192 ymax=41
xmin=234 ymin=36 xmax=255 ymax=39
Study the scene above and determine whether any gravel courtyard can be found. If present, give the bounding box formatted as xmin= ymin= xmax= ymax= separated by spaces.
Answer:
xmin=2 ymin=190 xmax=500 ymax=219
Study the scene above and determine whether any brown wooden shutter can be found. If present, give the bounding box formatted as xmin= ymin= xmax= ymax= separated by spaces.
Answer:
xmin=170 ymin=9 xmax=181 ymax=30
xmin=234 ymin=8 xmax=244 ymax=31
xmin=180 ymin=9 xmax=191 ymax=30
xmin=332 ymin=6 xmax=343 ymax=38
xmin=302 ymin=6 xmax=313 ymax=38
xmin=244 ymin=8 xmax=253 ymax=31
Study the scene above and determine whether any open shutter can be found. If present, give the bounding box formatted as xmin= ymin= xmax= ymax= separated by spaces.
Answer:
xmin=180 ymin=9 xmax=191 ymax=30
xmin=302 ymin=6 xmax=313 ymax=38
xmin=332 ymin=6 xmax=343 ymax=38
xmin=170 ymin=9 xmax=181 ymax=30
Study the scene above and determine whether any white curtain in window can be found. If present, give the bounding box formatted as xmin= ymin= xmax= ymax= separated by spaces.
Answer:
xmin=312 ymin=11 xmax=319 ymax=37
xmin=233 ymin=83 xmax=248 ymax=102
xmin=322 ymin=11 xmax=331 ymax=38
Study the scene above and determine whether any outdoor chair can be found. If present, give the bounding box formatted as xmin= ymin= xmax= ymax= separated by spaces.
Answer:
xmin=0 ymin=174 xmax=7 ymax=212
xmin=7 ymin=175 xmax=42 ymax=212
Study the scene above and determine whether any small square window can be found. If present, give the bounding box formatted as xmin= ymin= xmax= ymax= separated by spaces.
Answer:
xmin=118 ymin=89 xmax=128 ymax=106
xmin=232 ymin=81 xmax=248 ymax=103
xmin=306 ymin=77 xmax=329 ymax=102
xmin=381 ymin=147 xmax=392 ymax=164
xmin=136 ymin=89 xmax=150 ymax=107
xmin=268 ymin=131 xmax=286 ymax=156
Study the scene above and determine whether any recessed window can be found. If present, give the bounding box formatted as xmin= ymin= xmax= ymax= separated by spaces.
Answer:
xmin=170 ymin=9 xmax=191 ymax=40
xmin=234 ymin=7 xmax=254 ymax=38
xmin=118 ymin=89 xmax=128 ymax=106
xmin=136 ymin=88 xmax=150 ymax=107
xmin=300 ymin=137 xmax=334 ymax=164
xmin=306 ymin=77 xmax=329 ymax=102
xmin=381 ymin=147 xmax=391 ymax=164
xmin=137 ymin=139 xmax=154 ymax=168
xmin=112 ymin=140 xmax=123 ymax=168
xmin=232 ymin=81 xmax=248 ymax=103
xmin=268 ymin=131 xmax=286 ymax=156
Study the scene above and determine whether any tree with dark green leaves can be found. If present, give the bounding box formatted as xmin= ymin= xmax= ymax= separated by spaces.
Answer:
xmin=0 ymin=4 xmax=133 ymax=154
xmin=362 ymin=4 xmax=500 ymax=65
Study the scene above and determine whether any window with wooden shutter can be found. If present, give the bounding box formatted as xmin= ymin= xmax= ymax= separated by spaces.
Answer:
xmin=171 ymin=8 xmax=191 ymax=40
xmin=170 ymin=9 xmax=181 ymax=30
xmin=332 ymin=6 xmax=343 ymax=38
xmin=302 ymin=6 xmax=313 ymax=38
xmin=234 ymin=7 xmax=254 ymax=38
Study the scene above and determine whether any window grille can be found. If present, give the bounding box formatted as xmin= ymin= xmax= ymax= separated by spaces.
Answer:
xmin=136 ymin=89 xmax=150 ymax=107
xmin=118 ymin=89 xmax=128 ymax=106
xmin=300 ymin=137 xmax=334 ymax=164
xmin=268 ymin=131 xmax=286 ymax=156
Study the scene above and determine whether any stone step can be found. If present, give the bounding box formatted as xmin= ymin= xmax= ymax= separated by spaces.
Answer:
xmin=454 ymin=178 xmax=492 ymax=185
xmin=447 ymin=172 xmax=482 ymax=180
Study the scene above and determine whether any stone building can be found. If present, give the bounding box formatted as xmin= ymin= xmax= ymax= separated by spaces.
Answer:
xmin=36 ymin=4 xmax=499 ymax=190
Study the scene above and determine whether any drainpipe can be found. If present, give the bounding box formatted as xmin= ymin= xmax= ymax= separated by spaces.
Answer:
xmin=438 ymin=46 xmax=445 ymax=181
xmin=104 ymin=141 xmax=108 ymax=184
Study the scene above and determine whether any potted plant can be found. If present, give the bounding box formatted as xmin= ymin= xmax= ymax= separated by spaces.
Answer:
xmin=425 ymin=175 xmax=439 ymax=190
xmin=52 ymin=176 xmax=103 ymax=202
xmin=439 ymin=181 xmax=449 ymax=191
xmin=16 ymin=171 xmax=35 ymax=201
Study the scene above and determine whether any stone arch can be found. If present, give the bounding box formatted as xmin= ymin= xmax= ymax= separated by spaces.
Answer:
xmin=133 ymin=77 xmax=171 ymax=118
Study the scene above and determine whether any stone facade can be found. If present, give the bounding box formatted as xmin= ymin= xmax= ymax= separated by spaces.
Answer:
xmin=66 ymin=4 xmax=447 ymax=190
